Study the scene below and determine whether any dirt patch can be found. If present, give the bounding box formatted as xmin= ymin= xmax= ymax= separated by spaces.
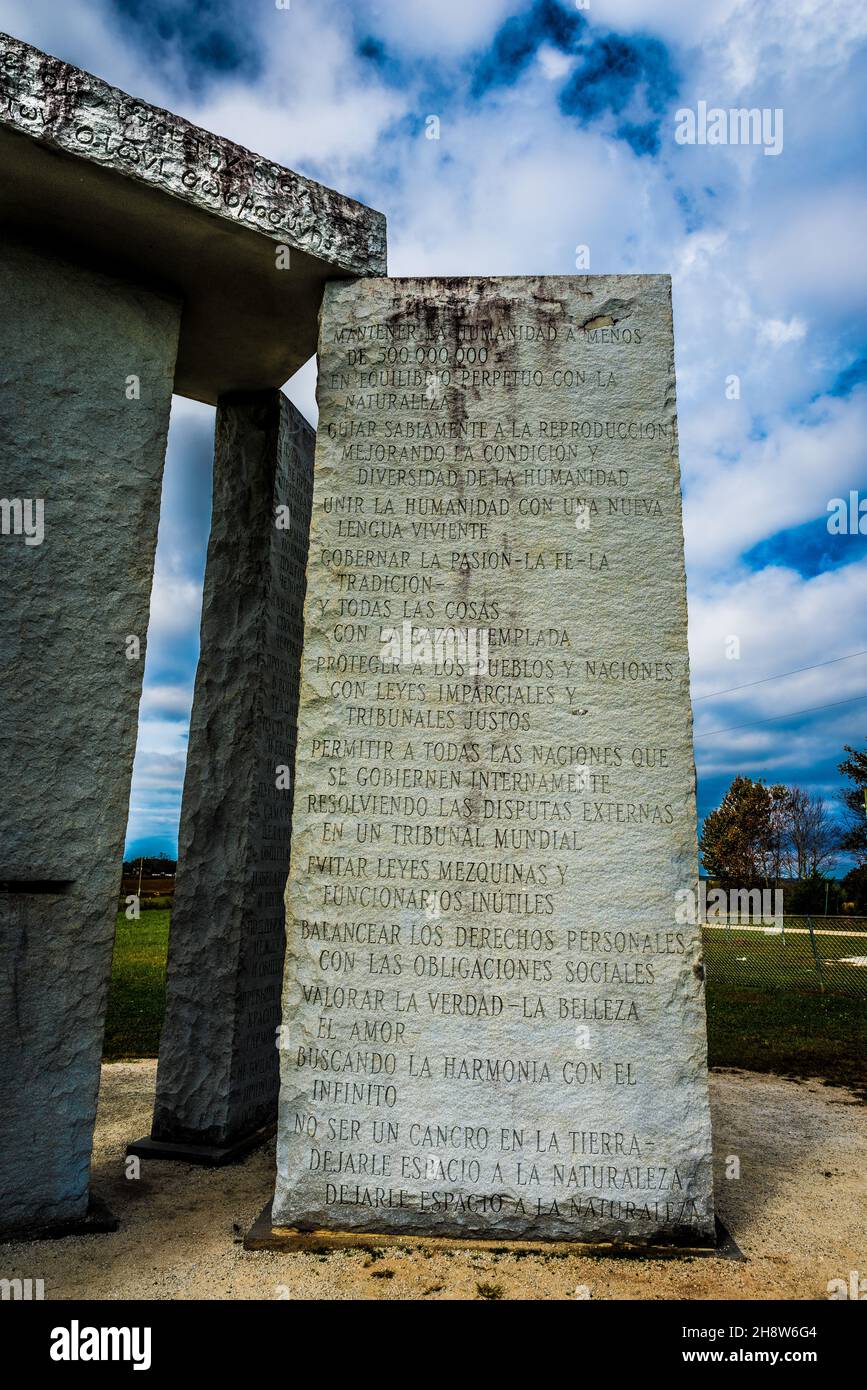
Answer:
xmin=1 ymin=1063 xmax=862 ymax=1300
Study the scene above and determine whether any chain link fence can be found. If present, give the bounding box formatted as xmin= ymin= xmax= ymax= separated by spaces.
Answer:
xmin=702 ymin=916 xmax=867 ymax=997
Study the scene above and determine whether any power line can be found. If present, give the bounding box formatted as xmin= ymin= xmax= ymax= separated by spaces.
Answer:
xmin=695 ymin=691 xmax=867 ymax=741
xmin=693 ymin=648 xmax=867 ymax=702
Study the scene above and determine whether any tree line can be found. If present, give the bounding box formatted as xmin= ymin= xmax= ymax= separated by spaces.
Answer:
xmin=700 ymin=741 xmax=867 ymax=913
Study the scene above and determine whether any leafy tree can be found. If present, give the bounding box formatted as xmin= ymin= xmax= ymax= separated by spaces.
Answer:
xmin=838 ymin=742 xmax=867 ymax=866
xmin=784 ymin=870 xmax=843 ymax=915
xmin=703 ymin=775 xmax=842 ymax=888
xmin=840 ymin=863 xmax=867 ymax=914
xmin=700 ymin=776 xmax=780 ymax=888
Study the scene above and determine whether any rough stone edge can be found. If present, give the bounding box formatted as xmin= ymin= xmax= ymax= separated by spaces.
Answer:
xmin=245 ymin=1203 xmax=743 ymax=1261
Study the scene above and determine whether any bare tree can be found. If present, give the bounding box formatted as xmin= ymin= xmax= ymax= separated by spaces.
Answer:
xmin=786 ymin=787 xmax=837 ymax=878
xmin=765 ymin=784 xmax=791 ymax=882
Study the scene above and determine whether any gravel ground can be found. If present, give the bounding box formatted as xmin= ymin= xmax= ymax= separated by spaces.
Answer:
xmin=2 ymin=1063 xmax=863 ymax=1301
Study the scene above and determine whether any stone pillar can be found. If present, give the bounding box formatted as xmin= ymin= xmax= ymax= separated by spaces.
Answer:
xmin=259 ymin=274 xmax=717 ymax=1250
xmin=0 ymin=237 xmax=180 ymax=1238
xmin=132 ymin=390 xmax=314 ymax=1163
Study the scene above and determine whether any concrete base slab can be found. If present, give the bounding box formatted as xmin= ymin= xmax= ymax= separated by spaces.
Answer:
xmin=127 ymin=1122 xmax=276 ymax=1168
xmin=0 ymin=1194 xmax=118 ymax=1245
xmin=244 ymin=1201 xmax=744 ymax=1261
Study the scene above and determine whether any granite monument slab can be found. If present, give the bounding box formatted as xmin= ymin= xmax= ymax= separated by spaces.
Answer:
xmin=270 ymin=274 xmax=715 ymax=1246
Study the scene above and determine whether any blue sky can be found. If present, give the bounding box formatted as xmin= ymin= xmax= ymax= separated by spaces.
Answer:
xmin=3 ymin=0 xmax=865 ymax=862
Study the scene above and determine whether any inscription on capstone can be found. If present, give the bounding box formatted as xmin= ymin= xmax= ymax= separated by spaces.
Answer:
xmin=273 ymin=275 xmax=715 ymax=1244
xmin=0 ymin=31 xmax=386 ymax=273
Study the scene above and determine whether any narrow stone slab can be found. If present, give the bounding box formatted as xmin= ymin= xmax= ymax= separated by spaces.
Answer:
xmin=144 ymin=391 xmax=313 ymax=1154
xmin=272 ymin=275 xmax=715 ymax=1245
xmin=0 ymin=237 xmax=180 ymax=1237
xmin=0 ymin=32 xmax=387 ymax=402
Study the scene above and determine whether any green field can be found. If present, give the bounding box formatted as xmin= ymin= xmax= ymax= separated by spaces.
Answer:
xmin=701 ymin=925 xmax=867 ymax=1098
xmin=103 ymin=911 xmax=170 ymax=1061
xmin=702 ymin=924 xmax=867 ymax=995
xmin=103 ymin=912 xmax=866 ymax=1096
xmin=706 ymin=984 xmax=866 ymax=1097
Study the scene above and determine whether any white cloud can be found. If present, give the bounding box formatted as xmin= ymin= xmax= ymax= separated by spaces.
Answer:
xmin=758 ymin=316 xmax=807 ymax=347
xmin=537 ymin=44 xmax=574 ymax=81
xmin=189 ymin=6 xmax=406 ymax=175
xmin=139 ymin=683 xmax=195 ymax=721
xmin=193 ymin=80 xmax=404 ymax=173
xmin=146 ymin=573 xmax=204 ymax=644
xmin=284 ymin=356 xmax=318 ymax=427
xmin=365 ymin=0 xmax=524 ymax=56
xmin=128 ymin=747 xmax=188 ymax=793
xmin=387 ymin=92 xmax=681 ymax=279
xmin=683 ymin=388 xmax=867 ymax=572
xmin=590 ymin=0 xmax=742 ymax=46
xmin=706 ymin=0 xmax=867 ymax=91
xmin=746 ymin=186 xmax=867 ymax=318
xmin=689 ymin=561 xmax=867 ymax=777
xmin=0 ymin=0 xmax=175 ymax=104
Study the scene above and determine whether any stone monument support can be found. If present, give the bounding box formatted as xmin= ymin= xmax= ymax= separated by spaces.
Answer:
xmin=0 ymin=31 xmax=384 ymax=1232
xmin=130 ymin=391 xmax=314 ymax=1163
xmin=0 ymin=236 xmax=180 ymax=1238
xmin=261 ymin=274 xmax=716 ymax=1250
xmin=0 ymin=31 xmax=387 ymax=405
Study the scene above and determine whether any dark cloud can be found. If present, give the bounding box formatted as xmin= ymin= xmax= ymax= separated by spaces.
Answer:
xmin=560 ymin=33 xmax=678 ymax=156
xmin=111 ymin=0 xmax=263 ymax=89
xmin=468 ymin=3 xmax=677 ymax=157
xmin=471 ymin=0 xmax=585 ymax=97
xmin=743 ymin=515 xmax=867 ymax=579
xmin=831 ymin=355 xmax=867 ymax=397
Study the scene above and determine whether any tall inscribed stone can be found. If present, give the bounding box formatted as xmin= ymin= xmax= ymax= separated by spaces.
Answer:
xmin=271 ymin=275 xmax=715 ymax=1245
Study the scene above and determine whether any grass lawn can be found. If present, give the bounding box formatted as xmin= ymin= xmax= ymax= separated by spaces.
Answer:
xmin=103 ymin=911 xmax=170 ymax=1061
xmin=702 ymin=925 xmax=867 ymax=1097
xmin=702 ymin=925 xmax=867 ymax=995
xmin=706 ymin=984 xmax=866 ymax=1099
xmin=103 ymin=911 xmax=866 ymax=1098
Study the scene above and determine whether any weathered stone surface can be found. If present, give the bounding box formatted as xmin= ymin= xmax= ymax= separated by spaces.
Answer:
xmin=273 ymin=275 xmax=715 ymax=1244
xmin=0 ymin=32 xmax=387 ymax=402
xmin=150 ymin=391 xmax=313 ymax=1150
xmin=0 ymin=236 xmax=179 ymax=1234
